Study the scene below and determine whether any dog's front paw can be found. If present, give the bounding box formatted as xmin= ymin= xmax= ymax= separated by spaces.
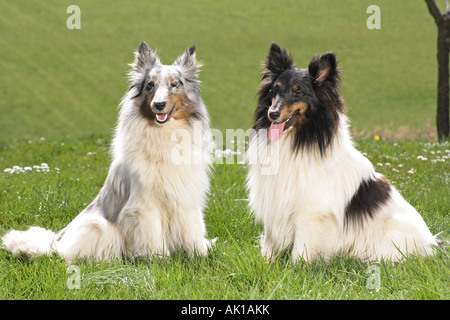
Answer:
xmin=186 ymin=237 xmax=217 ymax=257
xmin=206 ymin=237 xmax=218 ymax=249
xmin=291 ymin=246 xmax=322 ymax=263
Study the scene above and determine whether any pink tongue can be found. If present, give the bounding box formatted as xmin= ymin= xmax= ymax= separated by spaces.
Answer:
xmin=156 ymin=113 xmax=168 ymax=121
xmin=269 ymin=122 xmax=286 ymax=142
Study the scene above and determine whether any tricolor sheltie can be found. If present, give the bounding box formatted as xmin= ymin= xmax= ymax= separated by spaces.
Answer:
xmin=247 ymin=43 xmax=439 ymax=262
xmin=2 ymin=42 xmax=214 ymax=263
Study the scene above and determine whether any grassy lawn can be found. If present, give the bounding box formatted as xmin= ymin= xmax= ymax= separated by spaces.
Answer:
xmin=0 ymin=0 xmax=442 ymax=141
xmin=0 ymin=0 xmax=449 ymax=301
xmin=0 ymin=136 xmax=448 ymax=299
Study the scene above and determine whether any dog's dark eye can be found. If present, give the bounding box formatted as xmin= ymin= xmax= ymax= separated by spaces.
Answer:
xmin=271 ymin=86 xmax=279 ymax=96
xmin=293 ymin=90 xmax=302 ymax=97
xmin=170 ymin=80 xmax=179 ymax=88
xmin=146 ymin=82 xmax=155 ymax=91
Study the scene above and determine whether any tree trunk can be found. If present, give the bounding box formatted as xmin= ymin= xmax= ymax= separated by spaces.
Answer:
xmin=425 ymin=0 xmax=450 ymax=140
xmin=437 ymin=25 xmax=450 ymax=140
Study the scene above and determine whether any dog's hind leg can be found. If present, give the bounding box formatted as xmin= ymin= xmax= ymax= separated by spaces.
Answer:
xmin=55 ymin=211 xmax=125 ymax=263
xmin=372 ymin=214 xmax=437 ymax=261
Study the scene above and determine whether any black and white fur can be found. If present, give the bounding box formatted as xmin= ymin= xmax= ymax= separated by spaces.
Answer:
xmin=246 ymin=43 xmax=438 ymax=262
xmin=2 ymin=42 xmax=214 ymax=263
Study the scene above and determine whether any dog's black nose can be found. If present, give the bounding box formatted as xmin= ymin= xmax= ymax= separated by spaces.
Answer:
xmin=269 ymin=110 xmax=280 ymax=120
xmin=154 ymin=101 xmax=166 ymax=111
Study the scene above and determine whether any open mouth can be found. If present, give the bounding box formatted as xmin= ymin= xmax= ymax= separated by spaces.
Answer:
xmin=155 ymin=105 xmax=176 ymax=124
xmin=268 ymin=110 xmax=300 ymax=142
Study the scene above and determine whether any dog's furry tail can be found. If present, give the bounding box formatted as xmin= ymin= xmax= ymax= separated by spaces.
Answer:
xmin=2 ymin=227 xmax=57 ymax=258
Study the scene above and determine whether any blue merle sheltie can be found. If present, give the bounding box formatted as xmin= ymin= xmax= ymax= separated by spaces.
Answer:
xmin=2 ymin=42 xmax=214 ymax=263
xmin=246 ymin=42 xmax=439 ymax=262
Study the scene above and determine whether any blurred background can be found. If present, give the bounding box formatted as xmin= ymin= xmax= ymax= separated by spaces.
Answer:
xmin=0 ymin=0 xmax=442 ymax=142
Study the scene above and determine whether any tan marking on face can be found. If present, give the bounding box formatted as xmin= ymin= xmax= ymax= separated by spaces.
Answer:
xmin=169 ymin=77 xmax=178 ymax=87
xmin=168 ymin=92 xmax=192 ymax=121
xmin=278 ymin=101 xmax=308 ymax=122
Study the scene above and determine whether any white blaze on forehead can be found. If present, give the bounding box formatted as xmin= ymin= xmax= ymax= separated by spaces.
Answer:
xmin=151 ymin=67 xmax=172 ymax=103
xmin=150 ymin=66 xmax=182 ymax=104
xmin=153 ymin=85 xmax=169 ymax=103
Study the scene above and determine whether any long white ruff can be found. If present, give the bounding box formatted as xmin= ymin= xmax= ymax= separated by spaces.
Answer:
xmin=2 ymin=91 xmax=214 ymax=263
xmin=246 ymin=114 xmax=438 ymax=262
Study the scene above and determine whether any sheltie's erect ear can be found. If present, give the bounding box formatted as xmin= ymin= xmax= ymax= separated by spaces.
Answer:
xmin=264 ymin=42 xmax=294 ymax=78
xmin=174 ymin=46 xmax=203 ymax=103
xmin=174 ymin=46 xmax=203 ymax=79
xmin=129 ymin=42 xmax=161 ymax=99
xmin=308 ymin=52 xmax=340 ymax=87
xmin=131 ymin=41 xmax=161 ymax=72
xmin=254 ymin=43 xmax=294 ymax=130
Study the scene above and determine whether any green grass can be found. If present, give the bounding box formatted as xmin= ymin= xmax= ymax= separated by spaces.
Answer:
xmin=0 ymin=136 xmax=448 ymax=299
xmin=0 ymin=0 xmax=442 ymax=141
